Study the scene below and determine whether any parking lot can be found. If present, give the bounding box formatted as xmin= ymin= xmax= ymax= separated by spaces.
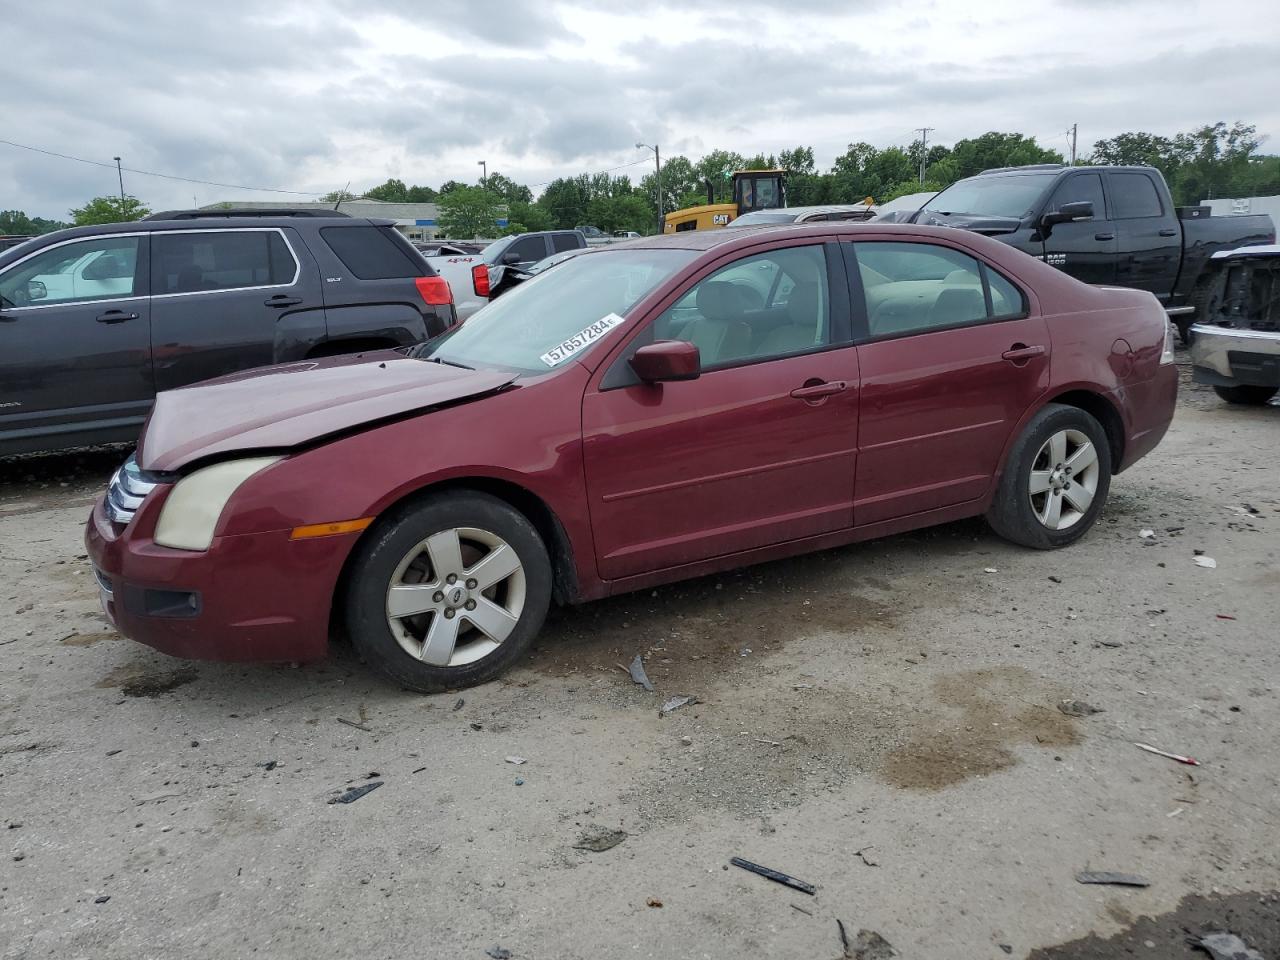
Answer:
xmin=1 ymin=355 xmax=1277 ymax=960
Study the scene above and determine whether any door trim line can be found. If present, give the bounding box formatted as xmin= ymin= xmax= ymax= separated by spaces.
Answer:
xmin=859 ymin=418 xmax=1004 ymax=452
xmin=600 ymin=445 xmax=860 ymax=503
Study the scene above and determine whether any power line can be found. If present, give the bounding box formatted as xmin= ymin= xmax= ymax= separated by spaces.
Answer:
xmin=0 ymin=138 xmax=323 ymax=196
xmin=524 ymin=156 xmax=651 ymax=190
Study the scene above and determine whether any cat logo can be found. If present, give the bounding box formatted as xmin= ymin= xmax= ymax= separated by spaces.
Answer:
xmin=712 ymin=214 xmax=731 ymax=226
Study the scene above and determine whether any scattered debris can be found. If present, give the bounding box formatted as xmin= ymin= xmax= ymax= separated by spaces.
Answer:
xmin=838 ymin=919 xmax=852 ymax=955
xmin=729 ymin=857 xmax=815 ymax=895
xmin=855 ymin=845 xmax=879 ymax=867
xmin=1075 ymin=871 xmax=1150 ymax=887
xmin=659 ymin=695 xmax=695 ymax=716
xmin=505 ymin=756 xmax=527 ymax=765
xmin=679 ymin=736 xmax=693 ymax=746
xmin=754 ymin=738 xmax=781 ymax=746
xmin=999 ymin=946 xmax=1013 ymax=955
xmin=984 ymin=567 xmax=999 ymax=574
xmin=336 ymin=717 xmax=372 ymax=732
xmin=94 ymin=895 xmax=110 ymax=904
xmin=627 ymin=655 xmax=654 ymax=692
xmin=485 ymin=947 xmax=512 ymax=960
xmin=1216 ymin=614 xmax=1237 ymax=621
xmin=1194 ymin=932 xmax=1265 ymax=960
xmin=105 ymin=749 xmax=122 ymax=757
xmin=470 ymin=722 xmax=483 ymax=731
xmin=514 ymin=778 xmax=524 ymax=786
xmin=1194 ymin=556 xmax=1218 ymax=569
xmin=412 ymin=766 xmax=427 ymax=774
xmin=793 ymin=682 xmax=813 ymax=689
xmin=1134 ymin=742 xmax=1200 ymax=766
xmin=646 ymin=897 xmax=663 ymax=908
xmin=1095 ymin=640 xmax=1123 ymax=648
xmin=791 ymin=903 xmax=814 ymax=916
xmin=1139 ymin=529 xmax=1155 ymax=539
xmin=328 ymin=781 xmax=383 ymax=805
xmin=846 ymin=928 xmax=895 ymax=959
xmin=574 ymin=825 xmax=627 ymax=852
xmin=1057 ymin=699 xmax=1103 ymax=717
xmin=452 ymin=698 xmax=465 ymax=712
xmin=258 ymin=760 xmax=278 ymax=771
xmin=1048 ymin=575 xmax=1062 ymax=583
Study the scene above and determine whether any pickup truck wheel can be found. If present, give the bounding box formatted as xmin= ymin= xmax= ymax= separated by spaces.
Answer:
xmin=1213 ymin=385 xmax=1278 ymax=406
xmin=344 ymin=492 xmax=552 ymax=693
xmin=986 ymin=404 xmax=1112 ymax=550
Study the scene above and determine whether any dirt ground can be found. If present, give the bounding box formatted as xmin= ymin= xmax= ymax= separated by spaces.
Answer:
xmin=2 ymin=354 xmax=1278 ymax=960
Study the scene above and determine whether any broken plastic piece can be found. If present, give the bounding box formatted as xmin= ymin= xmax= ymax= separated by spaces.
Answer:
xmin=1075 ymin=871 xmax=1150 ymax=887
xmin=1196 ymin=932 xmax=1264 ymax=960
xmin=329 ymin=781 xmax=383 ymax=805
xmin=628 ymin=655 xmax=654 ymax=692
xmin=1134 ymin=742 xmax=1200 ymax=766
xmin=729 ymin=856 xmax=816 ymax=895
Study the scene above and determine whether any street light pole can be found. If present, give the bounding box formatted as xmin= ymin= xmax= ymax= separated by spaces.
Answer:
xmin=113 ymin=156 xmax=126 ymax=209
xmin=636 ymin=142 xmax=661 ymax=234
xmin=477 ymin=160 xmax=487 ymax=187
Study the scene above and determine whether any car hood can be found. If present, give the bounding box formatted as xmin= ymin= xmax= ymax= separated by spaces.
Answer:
xmin=910 ymin=211 xmax=1024 ymax=235
xmin=137 ymin=351 xmax=516 ymax=472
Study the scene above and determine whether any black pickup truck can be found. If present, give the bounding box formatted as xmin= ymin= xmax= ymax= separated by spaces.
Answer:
xmin=905 ymin=164 xmax=1275 ymax=340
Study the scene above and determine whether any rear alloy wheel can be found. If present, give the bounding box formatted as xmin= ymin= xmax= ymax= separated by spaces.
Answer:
xmin=987 ymin=404 xmax=1112 ymax=549
xmin=1213 ymin=384 xmax=1278 ymax=406
xmin=345 ymin=492 xmax=551 ymax=692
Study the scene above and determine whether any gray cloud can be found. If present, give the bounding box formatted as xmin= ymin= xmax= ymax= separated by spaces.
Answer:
xmin=2 ymin=0 xmax=1278 ymax=219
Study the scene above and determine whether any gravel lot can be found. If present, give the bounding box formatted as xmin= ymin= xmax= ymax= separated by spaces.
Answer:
xmin=2 ymin=355 xmax=1277 ymax=960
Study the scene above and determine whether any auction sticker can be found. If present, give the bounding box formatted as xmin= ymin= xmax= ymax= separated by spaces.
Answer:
xmin=540 ymin=313 xmax=626 ymax=367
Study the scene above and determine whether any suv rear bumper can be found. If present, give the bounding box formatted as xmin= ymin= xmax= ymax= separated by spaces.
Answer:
xmin=1190 ymin=324 xmax=1280 ymax=388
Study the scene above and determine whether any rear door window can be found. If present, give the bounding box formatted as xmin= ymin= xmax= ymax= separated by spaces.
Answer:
xmin=1109 ymin=173 xmax=1163 ymax=219
xmin=505 ymin=235 xmax=549 ymax=263
xmin=154 ymin=230 xmax=296 ymax=294
xmin=321 ymin=225 xmax=424 ymax=280
xmin=551 ymin=233 xmax=580 ymax=253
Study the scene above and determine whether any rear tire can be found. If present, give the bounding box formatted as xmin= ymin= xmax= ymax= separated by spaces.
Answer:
xmin=344 ymin=491 xmax=552 ymax=693
xmin=986 ymin=404 xmax=1112 ymax=550
xmin=1213 ymin=385 xmax=1278 ymax=406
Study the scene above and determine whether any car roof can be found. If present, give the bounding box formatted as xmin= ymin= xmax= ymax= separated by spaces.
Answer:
xmin=622 ymin=221 xmax=963 ymax=251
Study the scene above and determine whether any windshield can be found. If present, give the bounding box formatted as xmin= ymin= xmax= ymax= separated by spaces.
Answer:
xmin=420 ymin=248 xmax=695 ymax=374
xmin=729 ymin=210 xmax=799 ymax=226
xmin=921 ymin=174 xmax=1057 ymax=220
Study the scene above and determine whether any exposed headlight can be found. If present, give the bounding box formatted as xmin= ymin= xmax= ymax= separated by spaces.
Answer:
xmin=1160 ymin=323 xmax=1176 ymax=365
xmin=153 ymin=457 xmax=281 ymax=551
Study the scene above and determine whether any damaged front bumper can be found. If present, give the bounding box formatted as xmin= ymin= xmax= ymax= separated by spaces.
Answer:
xmin=1189 ymin=324 xmax=1280 ymax=388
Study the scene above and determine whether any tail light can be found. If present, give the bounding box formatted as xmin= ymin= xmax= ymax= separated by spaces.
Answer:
xmin=415 ymin=276 xmax=453 ymax=306
xmin=472 ymin=263 xmax=491 ymax=298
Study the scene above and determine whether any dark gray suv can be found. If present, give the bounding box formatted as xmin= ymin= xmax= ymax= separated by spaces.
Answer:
xmin=0 ymin=209 xmax=456 ymax=456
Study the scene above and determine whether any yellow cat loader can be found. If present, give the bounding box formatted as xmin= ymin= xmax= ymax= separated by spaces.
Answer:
xmin=663 ymin=169 xmax=787 ymax=233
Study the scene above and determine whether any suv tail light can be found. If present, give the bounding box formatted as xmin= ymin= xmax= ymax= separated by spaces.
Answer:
xmin=472 ymin=264 xmax=491 ymax=298
xmin=415 ymin=276 xmax=453 ymax=306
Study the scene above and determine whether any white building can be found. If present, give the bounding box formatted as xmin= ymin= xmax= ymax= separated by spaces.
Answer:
xmin=1200 ymin=194 xmax=1280 ymax=222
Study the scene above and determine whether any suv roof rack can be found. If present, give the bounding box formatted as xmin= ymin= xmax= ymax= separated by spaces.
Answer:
xmin=978 ymin=163 xmax=1067 ymax=176
xmin=143 ymin=208 xmax=352 ymax=221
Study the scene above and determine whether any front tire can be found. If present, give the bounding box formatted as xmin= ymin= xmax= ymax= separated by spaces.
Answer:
xmin=986 ymin=404 xmax=1112 ymax=550
xmin=344 ymin=491 xmax=552 ymax=692
xmin=1213 ymin=384 xmax=1278 ymax=406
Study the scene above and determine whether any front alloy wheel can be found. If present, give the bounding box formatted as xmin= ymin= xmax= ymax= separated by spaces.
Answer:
xmin=345 ymin=492 xmax=552 ymax=692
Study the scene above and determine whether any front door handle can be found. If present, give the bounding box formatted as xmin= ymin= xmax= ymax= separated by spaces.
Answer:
xmin=1158 ymin=228 xmax=1178 ymax=237
xmin=790 ymin=380 xmax=847 ymax=401
xmin=265 ymin=295 xmax=303 ymax=307
xmin=96 ymin=310 xmax=138 ymax=324
xmin=1094 ymin=232 xmax=1115 ymax=241
xmin=1002 ymin=343 xmax=1046 ymax=365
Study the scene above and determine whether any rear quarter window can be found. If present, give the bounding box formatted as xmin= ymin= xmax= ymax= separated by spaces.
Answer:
xmin=321 ymin=225 xmax=425 ymax=280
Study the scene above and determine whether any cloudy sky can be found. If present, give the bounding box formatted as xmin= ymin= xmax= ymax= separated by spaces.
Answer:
xmin=2 ymin=0 xmax=1278 ymax=219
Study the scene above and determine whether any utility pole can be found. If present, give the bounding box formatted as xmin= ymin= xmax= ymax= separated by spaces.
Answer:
xmin=113 ymin=156 xmax=126 ymax=209
xmin=1069 ymin=123 xmax=1078 ymax=165
xmin=477 ymin=159 xmax=487 ymax=187
xmin=916 ymin=128 xmax=934 ymax=185
xmin=636 ymin=142 xmax=662 ymax=234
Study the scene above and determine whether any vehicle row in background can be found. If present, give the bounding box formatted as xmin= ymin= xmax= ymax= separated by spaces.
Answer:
xmin=0 ymin=209 xmax=455 ymax=456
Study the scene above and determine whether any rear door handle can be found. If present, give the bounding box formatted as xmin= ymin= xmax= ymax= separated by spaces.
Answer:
xmin=1094 ymin=232 xmax=1115 ymax=241
xmin=1002 ymin=344 xmax=1046 ymax=364
xmin=96 ymin=310 xmax=138 ymax=324
xmin=1158 ymin=228 xmax=1178 ymax=237
xmin=265 ymin=295 xmax=303 ymax=307
xmin=790 ymin=380 xmax=847 ymax=401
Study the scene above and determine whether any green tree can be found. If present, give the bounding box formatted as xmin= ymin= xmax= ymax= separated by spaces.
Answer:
xmin=639 ymin=155 xmax=697 ymax=219
xmin=0 ymin=210 xmax=36 ymax=234
xmin=320 ymin=189 xmax=357 ymax=204
xmin=363 ymin=178 xmax=409 ymax=201
xmin=69 ymin=196 xmax=151 ymax=226
xmin=536 ymin=176 xmax=591 ymax=229
xmin=946 ymin=132 xmax=1063 ymax=179
xmin=483 ymin=172 xmax=533 ymax=205
xmin=405 ymin=184 xmax=439 ymax=202
xmin=438 ymin=180 xmax=468 ymax=197
xmin=507 ymin=200 xmax=552 ymax=233
xmin=436 ymin=185 xmax=502 ymax=238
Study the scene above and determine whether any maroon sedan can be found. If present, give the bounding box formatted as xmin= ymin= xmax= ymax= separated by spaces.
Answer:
xmin=86 ymin=224 xmax=1177 ymax=691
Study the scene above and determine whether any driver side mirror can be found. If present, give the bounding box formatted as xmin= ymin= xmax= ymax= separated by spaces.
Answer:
xmin=26 ymin=280 xmax=47 ymax=301
xmin=1040 ymin=200 xmax=1094 ymax=228
xmin=630 ymin=340 xmax=700 ymax=383
xmin=501 ymin=252 xmax=522 ymax=265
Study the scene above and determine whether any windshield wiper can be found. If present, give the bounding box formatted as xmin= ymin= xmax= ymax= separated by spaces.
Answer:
xmin=427 ymin=355 xmax=474 ymax=370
